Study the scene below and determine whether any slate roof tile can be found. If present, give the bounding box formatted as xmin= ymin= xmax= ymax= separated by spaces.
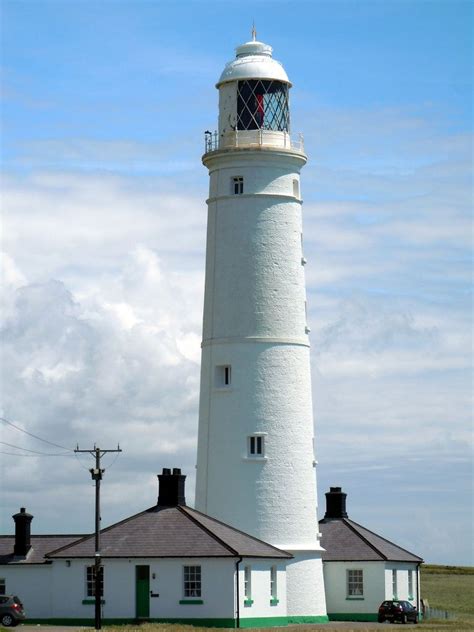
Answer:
xmin=319 ymin=518 xmax=423 ymax=563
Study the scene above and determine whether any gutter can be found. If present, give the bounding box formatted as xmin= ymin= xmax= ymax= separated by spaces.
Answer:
xmin=235 ymin=556 xmax=242 ymax=628
xmin=417 ymin=562 xmax=422 ymax=616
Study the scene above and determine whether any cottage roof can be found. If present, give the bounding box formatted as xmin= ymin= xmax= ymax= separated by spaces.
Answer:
xmin=0 ymin=535 xmax=84 ymax=565
xmin=46 ymin=505 xmax=292 ymax=560
xmin=319 ymin=518 xmax=423 ymax=563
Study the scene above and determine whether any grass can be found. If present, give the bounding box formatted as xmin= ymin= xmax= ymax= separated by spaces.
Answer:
xmin=421 ymin=564 xmax=474 ymax=617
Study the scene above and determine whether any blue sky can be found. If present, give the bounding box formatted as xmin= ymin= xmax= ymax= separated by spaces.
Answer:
xmin=1 ymin=0 xmax=472 ymax=566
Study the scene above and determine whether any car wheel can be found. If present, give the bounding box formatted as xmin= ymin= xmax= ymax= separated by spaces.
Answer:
xmin=1 ymin=614 xmax=16 ymax=627
xmin=414 ymin=615 xmax=419 ymax=624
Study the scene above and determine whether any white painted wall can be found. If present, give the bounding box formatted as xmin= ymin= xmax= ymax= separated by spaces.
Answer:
xmin=1 ymin=556 xmax=289 ymax=622
xmin=384 ymin=563 xmax=419 ymax=605
xmin=239 ymin=560 xmax=287 ymax=621
xmin=0 ymin=565 xmax=53 ymax=618
xmin=323 ymin=561 xmax=386 ymax=616
xmin=323 ymin=561 xmax=420 ymax=617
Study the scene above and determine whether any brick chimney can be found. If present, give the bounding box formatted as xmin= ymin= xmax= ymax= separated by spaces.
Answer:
xmin=157 ymin=468 xmax=186 ymax=507
xmin=324 ymin=487 xmax=348 ymax=520
xmin=13 ymin=507 xmax=33 ymax=556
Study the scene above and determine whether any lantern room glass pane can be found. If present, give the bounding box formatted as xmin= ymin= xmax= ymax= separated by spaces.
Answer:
xmin=237 ymin=80 xmax=289 ymax=131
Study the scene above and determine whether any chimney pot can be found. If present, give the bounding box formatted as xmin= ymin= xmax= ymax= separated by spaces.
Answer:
xmin=324 ymin=487 xmax=348 ymax=520
xmin=157 ymin=467 xmax=186 ymax=507
xmin=13 ymin=507 xmax=33 ymax=556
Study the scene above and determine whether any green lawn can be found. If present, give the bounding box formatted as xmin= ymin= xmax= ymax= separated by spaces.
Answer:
xmin=421 ymin=564 xmax=474 ymax=617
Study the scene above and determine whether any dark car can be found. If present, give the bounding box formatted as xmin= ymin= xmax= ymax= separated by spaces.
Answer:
xmin=378 ymin=600 xmax=419 ymax=624
xmin=0 ymin=595 xmax=26 ymax=627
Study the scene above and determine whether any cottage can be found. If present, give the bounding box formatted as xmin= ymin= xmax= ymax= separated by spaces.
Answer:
xmin=319 ymin=487 xmax=423 ymax=622
xmin=0 ymin=469 xmax=291 ymax=627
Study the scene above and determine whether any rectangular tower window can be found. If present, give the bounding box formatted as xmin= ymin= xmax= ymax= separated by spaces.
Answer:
xmin=232 ymin=176 xmax=244 ymax=194
xmin=215 ymin=365 xmax=231 ymax=387
xmin=183 ymin=565 xmax=201 ymax=597
xmin=0 ymin=579 xmax=5 ymax=595
xmin=248 ymin=435 xmax=264 ymax=456
xmin=392 ymin=569 xmax=398 ymax=599
xmin=347 ymin=569 xmax=363 ymax=597
xmin=293 ymin=179 xmax=299 ymax=198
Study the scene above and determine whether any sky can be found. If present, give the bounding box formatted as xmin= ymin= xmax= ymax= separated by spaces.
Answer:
xmin=0 ymin=0 xmax=472 ymax=567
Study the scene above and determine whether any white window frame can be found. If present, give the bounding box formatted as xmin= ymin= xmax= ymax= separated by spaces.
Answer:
xmin=85 ymin=565 xmax=103 ymax=598
xmin=244 ymin=565 xmax=252 ymax=600
xmin=270 ymin=565 xmax=277 ymax=600
xmin=392 ymin=569 xmax=398 ymax=599
xmin=293 ymin=178 xmax=299 ymax=198
xmin=347 ymin=569 xmax=364 ymax=597
xmin=408 ymin=569 xmax=414 ymax=599
xmin=183 ymin=565 xmax=201 ymax=598
xmin=248 ymin=434 xmax=265 ymax=457
xmin=215 ymin=365 xmax=232 ymax=388
xmin=232 ymin=176 xmax=244 ymax=195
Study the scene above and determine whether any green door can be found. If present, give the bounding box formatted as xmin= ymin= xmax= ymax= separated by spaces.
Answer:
xmin=136 ymin=565 xmax=150 ymax=618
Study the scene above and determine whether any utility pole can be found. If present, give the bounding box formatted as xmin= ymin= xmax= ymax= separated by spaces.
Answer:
xmin=75 ymin=444 xmax=121 ymax=631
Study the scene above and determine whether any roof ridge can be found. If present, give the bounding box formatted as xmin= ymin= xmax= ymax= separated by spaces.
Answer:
xmin=343 ymin=518 xmax=387 ymax=560
xmin=347 ymin=518 xmax=423 ymax=562
xmin=183 ymin=506 xmax=292 ymax=558
xmin=178 ymin=506 xmax=239 ymax=556
xmin=46 ymin=505 xmax=161 ymax=558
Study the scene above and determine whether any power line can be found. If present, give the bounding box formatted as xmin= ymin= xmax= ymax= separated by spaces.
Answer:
xmin=0 ymin=441 xmax=71 ymax=456
xmin=0 ymin=416 xmax=74 ymax=452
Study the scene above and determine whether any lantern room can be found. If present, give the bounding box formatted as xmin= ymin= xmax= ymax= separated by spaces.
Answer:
xmin=207 ymin=37 xmax=303 ymax=153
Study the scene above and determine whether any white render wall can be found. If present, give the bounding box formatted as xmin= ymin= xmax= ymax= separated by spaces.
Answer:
xmin=196 ymin=142 xmax=326 ymax=619
xmin=384 ymin=563 xmax=420 ymax=605
xmin=239 ymin=561 xmax=287 ymax=622
xmin=323 ymin=561 xmax=420 ymax=617
xmin=49 ymin=558 xmax=235 ymax=619
xmin=323 ymin=561 xmax=387 ymax=616
xmin=1 ymin=557 xmax=289 ymax=622
xmin=0 ymin=565 xmax=53 ymax=618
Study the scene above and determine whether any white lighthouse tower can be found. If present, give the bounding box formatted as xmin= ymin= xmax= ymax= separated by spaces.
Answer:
xmin=195 ymin=34 xmax=327 ymax=621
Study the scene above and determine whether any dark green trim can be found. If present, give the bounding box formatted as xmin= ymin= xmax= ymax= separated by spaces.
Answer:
xmin=25 ymin=615 xmax=329 ymax=628
xmin=240 ymin=617 xmax=287 ymax=628
xmin=270 ymin=598 xmax=279 ymax=606
xmin=81 ymin=599 xmax=105 ymax=605
xmin=25 ymin=619 xmax=234 ymax=628
xmin=179 ymin=599 xmax=204 ymax=605
xmin=328 ymin=612 xmax=378 ymax=622
xmin=243 ymin=598 xmax=254 ymax=606
xmin=287 ymin=615 xmax=329 ymax=624
xmin=345 ymin=597 xmax=365 ymax=600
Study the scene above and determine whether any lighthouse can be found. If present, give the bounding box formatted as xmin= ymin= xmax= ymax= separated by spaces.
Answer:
xmin=195 ymin=34 xmax=327 ymax=621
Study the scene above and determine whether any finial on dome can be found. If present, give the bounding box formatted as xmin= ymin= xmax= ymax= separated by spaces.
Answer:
xmin=252 ymin=22 xmax=257 ymax=41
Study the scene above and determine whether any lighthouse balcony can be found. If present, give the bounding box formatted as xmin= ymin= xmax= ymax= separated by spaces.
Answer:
xmin=203 ymin=129 xmax=305 ymax=155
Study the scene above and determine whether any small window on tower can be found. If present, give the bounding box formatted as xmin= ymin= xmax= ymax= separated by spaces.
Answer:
xmin=248 ymin=434 xmax=265 ymax=457
xmin=232 ymin=176 xmax=244 ymax=195
xmin=293 ymin=179 xmax=299 ymax=198
xmin=216 ymin=365 xmax=231 ymax=387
